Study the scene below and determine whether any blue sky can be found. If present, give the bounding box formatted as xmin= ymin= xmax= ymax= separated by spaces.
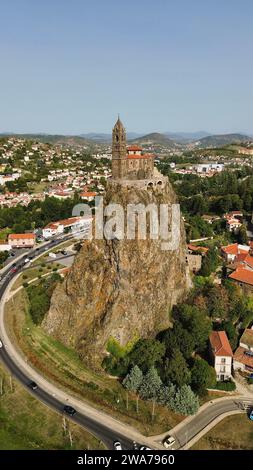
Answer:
xmin=0 ymin=0 xmax=252 ymax=134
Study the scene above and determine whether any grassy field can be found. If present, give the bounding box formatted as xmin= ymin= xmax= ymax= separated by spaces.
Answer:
xmin=11 ymin=264 xmax=61 ymax=291
xmin=4 ymin=288 xmax=184 ymax=436
xmin=191 ymin=414 xmax=253 ymax=450
xmin=0 ymin=363 xmax=105 ymax=450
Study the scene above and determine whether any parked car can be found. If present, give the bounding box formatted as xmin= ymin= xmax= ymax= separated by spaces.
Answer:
xmin=63 ymin=405 xmax=76 ymax=416
xmin=24 ymin=258 xmax=30 ymax=263
xmin=139 ymin=446 xmax=152 ymax=450
xmin=163 ymin=435 xmax=176 ymax=449
xmin=0 ymin=339 xmax=3 ymax=348
xmin=28 ymin=381 xmax=38 ymax=390
xmin=10 ymin=267 xmax=17 ymax=274
xmin=249 ymin=409 xmax=253 ymax=421
xmin=113 ymin=441 xmax=122 ymax=450
xmin=132 ymin=441 xmax=138 ymax=450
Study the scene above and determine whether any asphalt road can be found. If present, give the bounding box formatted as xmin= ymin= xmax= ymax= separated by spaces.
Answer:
xmin=0 ymin=346 xmax=134 ymax=450
xmin=0 ymin=235 xmax=252 ymax=451
xmin=173 ymin=398 xmax=253 ymax=448
xmin=0 ymin=234 xmax=140 ymax=451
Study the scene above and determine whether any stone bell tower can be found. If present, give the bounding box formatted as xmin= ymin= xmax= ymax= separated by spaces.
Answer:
xmin=112 ymin=116 xmax=126 ymax=179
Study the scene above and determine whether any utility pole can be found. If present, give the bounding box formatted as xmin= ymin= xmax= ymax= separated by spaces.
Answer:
xmin=9 ymin=375 xmax=13 ymax=392
xmin=68 ymin=429 xmax=73 ymax=447
xmin=136 ymin=395 xmax=139 ymax=414
xmin=62 ymin=415 xmax=67 ymax=434
xmin=152 ymin=399 xmax=156 ymax=421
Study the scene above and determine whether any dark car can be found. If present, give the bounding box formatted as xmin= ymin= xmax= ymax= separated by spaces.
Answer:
xmin=249 ymin=409 xmax=253 ymax=421
xmin=63 ymin=405 xmax=76 ymax=416
xmin=28 ymin=381 xmax=38 ymax=390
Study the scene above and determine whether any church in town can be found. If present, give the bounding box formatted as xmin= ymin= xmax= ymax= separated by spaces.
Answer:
xmin=111 ymin=117 xmax=167 ymax=189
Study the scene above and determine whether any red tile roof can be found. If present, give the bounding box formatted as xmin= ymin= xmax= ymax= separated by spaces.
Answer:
xmin=80 ymin=192 xmax=97 ymax=197
xmin=188 ymin=244 xmax=209 ymax=253
xmin=209 ymin=331 xmax=233 ymax=357
xmin=127 ymin=153 xmax=154 ymax=160
xmin=221 ymin=243 xmax=249 ymax=256
xmin=233 ymin=346 xmax=253 ymax=368
xmin=227 ymin=218 xmax=241 ymax=225
xmin=229 ymin=266 xmax=253 ymax=286
xmin=243 ymin=254 xmax=253 ymax=269
xmin=127 ymin=145 xmax=142 ymax=151
xmin=9 ymin=233 xmax=35 ymax=240
xmin=236 ymin=252 xmax=249 ymax=263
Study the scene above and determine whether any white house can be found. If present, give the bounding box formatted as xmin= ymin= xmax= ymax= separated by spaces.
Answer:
xmin=8 ymin=233 xmax=35 ymax=249
xmin=226 ymin=218 xmax=242 ymax=233
xmin=80 ymin=191 xmax=97 ymax=202
xmin=209 ymin=331 xmax=233 ymax=381
xmin=0 ymin=241 xmax=11 ymax=252
xmin=42 ymin=216 xmax=92 ymax=239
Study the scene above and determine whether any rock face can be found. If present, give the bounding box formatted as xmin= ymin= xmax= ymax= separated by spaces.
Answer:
xmin=42 ymin=181 xmax=191 ymax=369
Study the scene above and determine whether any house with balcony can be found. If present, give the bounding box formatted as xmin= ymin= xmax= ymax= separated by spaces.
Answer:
xmin=209 ymin=331 xmax=233 ymax=381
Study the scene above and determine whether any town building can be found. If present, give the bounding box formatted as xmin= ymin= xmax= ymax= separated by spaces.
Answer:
xmin=209 ymin=331 xmax=233 ymax=381
xmin=0 ymin=241 xmax=11 ymax=252
xmin=221 ymin=243 xmax=250 ymax=263
xmin=233 ymin=328 xmax=253 ymax=374
xmin=8 ymin=233 xmax=35 ymax=249
xmin=224 ymin=211 xmax=243 ymax=233
xmin=228 ymin=267 xmax=253 ymax=292
xmin=80 ymin=191 xmax=97 ymax=202
xmin=42 ymin=216 xmax=92 ymax=239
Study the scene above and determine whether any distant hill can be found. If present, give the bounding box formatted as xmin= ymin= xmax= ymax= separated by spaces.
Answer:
xmin=80 ymin=132 xmax=142 ymax=143
xmin=195 ymin=133 xmax=252 ymax=148
xmin=0 ymin=133 xmax=98 ymax=148
xmin=131 ymin=132 xmax=176 ymax=147
xmin=164 ymin=131 xmax=210 ymax=143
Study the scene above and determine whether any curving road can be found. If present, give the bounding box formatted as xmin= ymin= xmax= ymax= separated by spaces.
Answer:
xmin=0 ymin=235 xmax=146 ymax=450
xmin=0 ymin=236 xmax=252 ymax=451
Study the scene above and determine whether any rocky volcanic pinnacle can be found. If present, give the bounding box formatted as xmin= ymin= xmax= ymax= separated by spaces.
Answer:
xmin=42 ymin=181 xmax=191 ymax=369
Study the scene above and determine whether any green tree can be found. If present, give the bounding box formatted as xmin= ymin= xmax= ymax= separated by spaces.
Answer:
xmin=191 ymin=358 xmax=216 ymax=395
xmin=129 ymin=339 xmax=166 ymax=373
xmin=158 ymin=323 xmax=194 ymax=359
xmin=199 ymin=247 xmax=219 ymax=277
xmin=162 ymin=349 xmax=191 ymax=387
xmin=173 ymin=385 xmax=199 ymax=415
xmin=122 ymin=366 xmax=143 ymax=393
xmin=138 ymin=367 xmax=162 ymax=400
xmin=207 ymin=286 xmax=229 ymax=319
xmin=237 ymin=225 xmax=248 ymax=244
xmin=174 ymin=304 xmax=212 ymax=352
xmin=157 ymin=384 xmax=176 ymax=408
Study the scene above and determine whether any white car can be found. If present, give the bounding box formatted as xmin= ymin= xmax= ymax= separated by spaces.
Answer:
xmin=139 ymin=446 xmax=152 ymax=450
xmin=0 ymin=340 xmax=3 ymax=348
xmin=24 ymin=258 xmax=30 ymax=263
xmin=163 ymin=435 xmax=176 ymax=449
xmin=113 ymin=440 xmax=122 ymax=450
